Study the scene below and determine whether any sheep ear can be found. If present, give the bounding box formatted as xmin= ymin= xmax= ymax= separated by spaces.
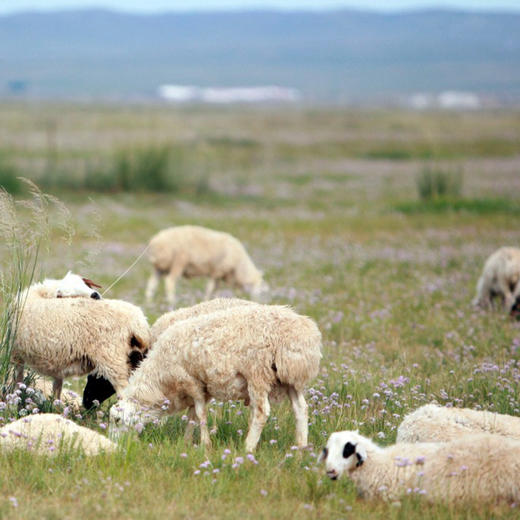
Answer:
xmin=82 ymin=277 xmax=102 ymax=289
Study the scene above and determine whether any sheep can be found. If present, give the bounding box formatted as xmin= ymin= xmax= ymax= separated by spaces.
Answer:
xmin=473 ymin=247 xmax=520 ymax=313
xmin=320 ymin=430 xmax=520 ymax=504
xmin=22 ymin=271 xmax=102 ymax=300
xmin=396 ymin=404 xmax=520 ymax=443
xmin=83 ymin=298 xmax=257 ymax=408
xmin=29 ymin=377 xmax=83 ymax=410
xmin=150 ymin=297 xmax=256 ymax=344
xmin=109 ymin=304 xmax=322 ymax=452
xmin=145 ymin=225 xmax=268 ymax=307
xmin=12 ymin=294 xmax=150 ymax=404
xmin=0 ymin=414 xmax=116 ymax=455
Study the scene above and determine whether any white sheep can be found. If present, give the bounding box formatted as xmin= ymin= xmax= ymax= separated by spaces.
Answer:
xmin=29 ymin=377 xmax=83 ymax=410
xmin=150 ymin=297 xmax=256 ymax=343
xmin=145 ymin=225 xmax=268 ymax=307
xmin=110 ymin=304 xmax=322 ymax=452
xmin=0 ymin=414 xmax=116 ymax=456
xmin=397 ymin=404 xmax=520 ymax=443
xmin=473 ymin=247 xmax=520 ymax=313
xmin=321 ymin=430 xmax=520 ymax=504
xmin=22 ymin=271 xmax=102 ymax=300
xmin=12 ymin=291 xmax=150 ymax=401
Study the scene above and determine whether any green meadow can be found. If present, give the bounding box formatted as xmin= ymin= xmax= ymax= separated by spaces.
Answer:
xmin=0 ymin=103 xmax=519 ymax=519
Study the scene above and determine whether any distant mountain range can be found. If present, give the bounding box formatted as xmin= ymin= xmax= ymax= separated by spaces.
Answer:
xmin=1 ymin=9 xmax=519 ymax=103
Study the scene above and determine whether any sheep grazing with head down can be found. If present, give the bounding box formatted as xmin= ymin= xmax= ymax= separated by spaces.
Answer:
xmin=12 ymin=277 xmax=150 ymax=403
xmin=473 ymin=247 xmax=520 ymax=314
xmin=397 ymin=404 xmax=520 ymax=443
xmin=145 ymin=225 xmax=268 ymax=307
xmin=321 ymin=430 xmax=520 ymax=505
xmin=110 ymin=304 xmax=322 ymax=452
xmin=0 ymin=413 xmax=116 ymax=456
xmin=150 ymin=297 xmax=257 ymax=343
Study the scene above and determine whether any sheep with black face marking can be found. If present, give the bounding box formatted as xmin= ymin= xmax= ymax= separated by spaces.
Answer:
xmin=321 ymin=430 xmax=520 ymax=504
xmin=150 ymin=297 xmax=257 ymax=343
xmin=110 ymin=304 xmax=322 ymax=452
xmin=145 ymin=225 xmax=268 ymax=307
xmin=397 ymin=404 xmax=520 ymax=443
xmin=473 ymin=247 xmax=520 ymax=313
xmin=0 ymin=413 xmax=116 ymax=455
xmin=12 ymin=287 xmax=150 ymax=402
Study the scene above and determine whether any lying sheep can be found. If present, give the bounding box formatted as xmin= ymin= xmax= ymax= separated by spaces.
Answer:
xmin=30 ymin=377 xmax=83 ymax=410
xmin=397 ymin=404 xmax=520 ymax=443
xmin=0 ymin=413 xmax=116 ymax=455
xmin=110 ymin=304 xmax=322 ymax=452
xmin=145 ymin=225 xmax=268 ymax=307
xmin=150 ymin=297 xmax=256 ymax=343
xmin=12 ymin=292 xmax=150 ymax=403
xmin=22 ymin=271 xmax=102 ymax=300
xmin=473 ymin=247 xmax=520 ymax=313
xmin=321 ymin=430 xmax=520 ymax=504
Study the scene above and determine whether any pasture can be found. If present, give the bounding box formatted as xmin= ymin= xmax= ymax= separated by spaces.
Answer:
xmin=0 ymin=103 xmax=520 ymax=519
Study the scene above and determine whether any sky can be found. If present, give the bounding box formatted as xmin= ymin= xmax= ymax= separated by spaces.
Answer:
xmin=1 ymin=0 xmax=520 ymax=13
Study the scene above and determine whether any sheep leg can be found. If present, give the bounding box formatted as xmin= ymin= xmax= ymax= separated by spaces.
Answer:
xmin=145 ymin=268 xmax=161 ymax=303
xmin=245 ymin=391 xmax=270 ymax=452
xmin=473 ymin=275 xmax=491 ymax=308
xmin=194 ymin=399 xmax=210 ymax=448
xmin=498 ymin=278 xmax=515 ymax=311
xmin=52 ymin=378 xmax=63 ymax=400
xmin=203 ymin=279 xmax=216 ymax=301
xmin=164 ymin=260 xmax=186 ymax=308
xmin=288 ymin=386 xmax=309 ymax=448
xmin=184 ymin=406 xmax=197 ymax=443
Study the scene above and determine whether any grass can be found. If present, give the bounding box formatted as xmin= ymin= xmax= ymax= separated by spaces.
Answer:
xmin=0 ymin=104 xmax=519 ymax=518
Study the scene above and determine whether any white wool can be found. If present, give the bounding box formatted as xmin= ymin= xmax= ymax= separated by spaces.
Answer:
xmin=110 ymin=304 xmax=321 ymax=452
xmin=0 ymin=414 xmax=116 ymax=456
xmin=322 ymin=430 xmax=520 ymax=505
xmin=145 ymin=225 xmax=268 ymax=307
xmin=397 ymin=404 xmax=520 ymax=442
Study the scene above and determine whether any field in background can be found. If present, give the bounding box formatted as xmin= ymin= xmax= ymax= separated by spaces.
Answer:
xmin=0 ymin=104 xmax=520 ymax=519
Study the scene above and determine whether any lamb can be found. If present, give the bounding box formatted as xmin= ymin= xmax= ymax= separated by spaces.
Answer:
xmin=109 ymin=304 xmax=322 ymax=452
xmin=473 ymin=247 xmax=520 ymax=313
xmin=396 ymin=403 xmax=520 ymax=443
xmin=321 ymin=430 xmax=520 ymax=504
xmin=145 ymin=225 xmax=268 ymax=307
xmin=0 ymin=413 xmax=116 ymax=456
xmin=150 ymin=297 xmax=256 ymax=343
xmin=12 ymin=292 xmax=150 ymax=404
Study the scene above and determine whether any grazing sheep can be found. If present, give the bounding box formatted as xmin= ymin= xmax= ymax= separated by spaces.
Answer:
xmin=145 ymin=225 xmax=268 ymax=307
xmin=150 ymin=297 xmax=256 ymax=343
xmin=110 ymin=305 xmax=322 ymax=452
xmin=321 ymin=430 xmax=520 ymax=504
xmin=12 ymin=295 xmax=150 ymax=403
xmin=0 ymin=414 xmax=116 ymax=455
xmin=397 ymin=404 xmax=520 ymax=443
xmin=473 ymin=247 xmax=520 ymax=313
xmin=23 ymin=271 xmax=102 ymax=300
xmin=84 ymin=299 xmax=257 ymax=408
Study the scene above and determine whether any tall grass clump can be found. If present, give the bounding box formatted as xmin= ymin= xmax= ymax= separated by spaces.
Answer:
xmin=0 ymin=181 xmax=72 ymax=396
xmin=416 ymin=167 xmax=463 ymax=201
xmin=85 ymin=145 xmax=185 ymax=193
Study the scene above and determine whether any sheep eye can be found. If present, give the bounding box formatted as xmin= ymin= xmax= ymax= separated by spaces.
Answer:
xmin=343 ymin=442 xmax=356 ymax=458
xmin=322 ymin=447 xmax=328 ymax=460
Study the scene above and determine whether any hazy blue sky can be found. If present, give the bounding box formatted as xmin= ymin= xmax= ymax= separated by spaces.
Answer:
xmin=1 ymin=0 xmax=520 ymax=13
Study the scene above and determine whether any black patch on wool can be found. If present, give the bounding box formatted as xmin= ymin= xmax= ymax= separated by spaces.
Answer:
xmin=343 ymin=442 xmax=356 ymax=459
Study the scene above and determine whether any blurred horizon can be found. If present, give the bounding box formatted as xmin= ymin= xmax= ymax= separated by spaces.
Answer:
xmin=1 ymin=5 xmax=519 ymax=105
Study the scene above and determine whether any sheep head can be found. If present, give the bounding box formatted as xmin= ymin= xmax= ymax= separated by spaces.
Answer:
xmin=320 ymin=431 xmax=370 ymax=480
